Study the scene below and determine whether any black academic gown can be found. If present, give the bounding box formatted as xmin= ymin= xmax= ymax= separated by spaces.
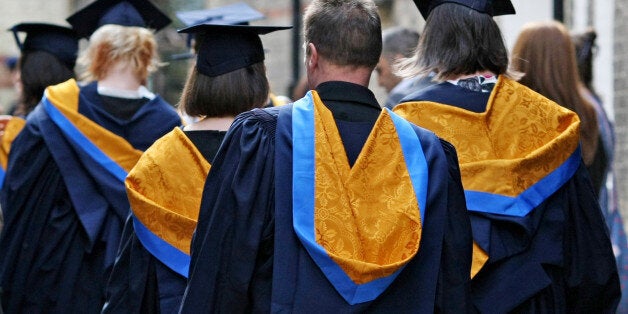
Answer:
xmin=102 ymin=130 xmax=226 ymax=314
xmin=398 ymin=80 xmax=621 ymax=313
xmin=179 ymin=81 xmax=473 ymax=313
xmin=0 ymin=81 xmax=181 ymax=313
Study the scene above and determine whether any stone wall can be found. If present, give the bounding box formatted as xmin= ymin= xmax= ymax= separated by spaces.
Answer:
xmin=614 ymin=0 xmax=628 ymax=218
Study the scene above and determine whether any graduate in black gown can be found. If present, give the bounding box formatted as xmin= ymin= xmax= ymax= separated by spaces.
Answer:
xmin=0 ymin=23 xmax=79 ymax=222
xmin=179 ymin=0 xmax=472 ymax=312
xmin=394 ymin=0 xmax=620 ymax=312
xmin=102 ymin=10 xmax=290 ymax=313
xmin=0 ymin=0 xmax=180 ymax=312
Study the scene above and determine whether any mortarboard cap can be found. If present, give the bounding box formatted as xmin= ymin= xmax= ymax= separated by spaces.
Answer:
xmin=10 ymin=23 xmax=79 ymax=70
xmin=66 ymin=0 xmax=172 ymax=38
xmin=414 ymin=0 xmax=515 ymax=19
xmin=178 ymin=24 xmax=291 ymax=77
xmin=175 ymin=2 xmax=264 ymax=28
xmin=173 ymin=2 xmax=266 ymax=58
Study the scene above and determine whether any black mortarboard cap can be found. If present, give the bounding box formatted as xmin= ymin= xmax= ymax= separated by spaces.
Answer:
xmin=10 ymin=23 xmax=79 ymax=70
xmin=177 ymin=24 xmax=291 ymax=77
xmin=66 ymin=0 xmax=172 ymax=38
xmin=414 ymin=0 xmax=515 ymax=19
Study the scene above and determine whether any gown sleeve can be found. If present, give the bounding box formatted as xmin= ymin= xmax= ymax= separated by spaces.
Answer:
xmin=564 ymin=164 xmax=621 ymax=312
xmin=101 ymin=214 xmax=160 ymax=314
xmin=180 ymin=108 xmax=277 ymax=313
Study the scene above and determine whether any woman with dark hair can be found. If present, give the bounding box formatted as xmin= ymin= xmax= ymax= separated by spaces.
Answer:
xmin=1 ymin=23 xmax=78 ymax=169
xmin=0 ymin=23 xmax=79 ymax=232
xmin=10 ymin=23 xmax=78 ymax=117
xmin=102 ymin=21 xmax=287 ymax=313
xmin=0 ymin=1 xmax=181 ymax=312
xmin=394 ymin=0 xmax=620 ymax=312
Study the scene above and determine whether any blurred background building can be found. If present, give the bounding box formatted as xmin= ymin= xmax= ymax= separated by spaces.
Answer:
xmin=0 ymin=0 xmax=627 ymax=226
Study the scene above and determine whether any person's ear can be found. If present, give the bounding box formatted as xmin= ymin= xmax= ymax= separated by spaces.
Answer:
xmin=307 ymin=43 xmax=318 ymax=70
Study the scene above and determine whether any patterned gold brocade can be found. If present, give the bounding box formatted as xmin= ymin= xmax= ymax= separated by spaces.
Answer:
xmin=394 ymin=76 xmax=580 ymax=197
xmin=394 ymin=76 xmax=580 ymax=277
xmin=126 ymin=128 xmax=210 ymax=254
xmin=0 ymin=117 xmax=25 ymax=169
xmin=45 ymin=79 xmax=143 ymax=172
xmin=311 ymin=93 xmax=422 ymax=284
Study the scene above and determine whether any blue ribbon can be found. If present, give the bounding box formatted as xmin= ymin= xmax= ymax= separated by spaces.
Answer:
xmin=0 ymin=166 xmax=5 ymax=190
xmin=133 ymin=215 xmax=190 ymax=277
xmin=292 ymin=92 xmax=429 ymax=304
xmin=465 ymin=147 xmax=581 ymax=217
xmin=43 ymin=96 xmax=128 ymax=183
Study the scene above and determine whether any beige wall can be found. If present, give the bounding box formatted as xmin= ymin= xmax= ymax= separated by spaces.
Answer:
xmin=0 ymin=0 xmax=73 ymax=56
xmin=0 ymin=0 xmax=73 ymax=112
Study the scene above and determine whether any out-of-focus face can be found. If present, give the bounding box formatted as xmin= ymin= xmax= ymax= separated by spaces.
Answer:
xmin=375 ymin=55 xmax=402 ymax=93
xmin=11 ymin=68 xmax=22 ymax=95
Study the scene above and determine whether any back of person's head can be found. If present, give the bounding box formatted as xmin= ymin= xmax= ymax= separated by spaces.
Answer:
xmin=382 ymin=27 xmax=419 ymax=60
xmin=303 ymin=0 xmax=382 ymax=69
xmin=512 ymin=21 xmax=582 ymax=112
xmin=176 ymin=21 xmax=290 ymax=118
xmin=512 ymin=21 xmax=598 ymax=165
xmin=20 ymin=50 xmax=75 ymax=114
xmin=398 ymin=3 xmax=510 ymax=81
xmin=572 ymin=28 xmax=597 ymax=90
xmin=179 ymin=62 xmax=269 ymax=118
xmin=77 ymin=24 xmax=160 ymax=82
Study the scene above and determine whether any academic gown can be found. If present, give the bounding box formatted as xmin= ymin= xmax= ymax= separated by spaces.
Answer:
xmin=395 ymin=77 xmax=621 ymax=313
xmin=0 ymin=79 xmax=181 ymax=313
xmin=0 ymin=116 xmax=26 ymax=186
xmin=180 ymin=81 xmax=473 ymax=313
xmin=102 ymin=128 xmax=226 ymax=314
xmin=0 ymin=116 xmax=26 ymax=233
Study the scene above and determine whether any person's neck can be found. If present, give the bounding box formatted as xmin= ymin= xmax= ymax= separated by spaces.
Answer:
xmin=310 ymin=61 xmax=373 ymax=89
xmin=98 ymin=62 xmax=144 ymax=91
xmin=447 ymin=70 xmax=496 ymax=81
xmin=184 ymin=116 xmax=234 ymax=131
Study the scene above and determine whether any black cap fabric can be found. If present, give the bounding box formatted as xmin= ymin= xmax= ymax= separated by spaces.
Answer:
xmin=66 ymin=0 xmax=171 ymax=38
xmin=414 ymin=0 xmax=515 ymax=19
xmin=178 ymin=24 xmax=291 ymax=77
xmin=10 ymin=23 xmax=79 ymax=70
xmin=176 ymin=2 xmax=264 ymax=27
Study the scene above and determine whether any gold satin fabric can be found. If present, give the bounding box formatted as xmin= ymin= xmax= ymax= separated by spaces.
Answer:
xmin=311 ymin=91 xmax=421 ymax=284
xmin=394 ymin=76 xmax=580 ymax=278
xmin=126 ymin=128 xmax=210 ymax=254
xmin=394 ymin=77 xmax=579 ymax=197
xmin=45 ymin=79 xmax=143 ymax=172
xmin=0 ymin=117 xmax=25 ymax=169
